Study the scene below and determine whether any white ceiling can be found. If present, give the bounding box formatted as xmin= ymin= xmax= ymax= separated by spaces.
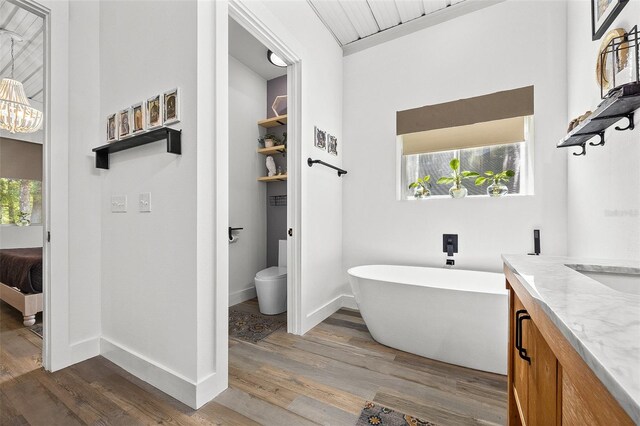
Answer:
xmin=308 ymin=0 xmax=467 ymax=46
xmin=0 ymin=0 xmax=44 ymax=102
xmin=229 ymin=17 xmax=287 ymax=81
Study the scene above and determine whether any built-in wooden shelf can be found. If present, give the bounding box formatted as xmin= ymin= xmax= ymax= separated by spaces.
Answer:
xmin=258 ymin=115 xmax=287 ymax=128
xmin=92 ymin=127 xmax=181 ymax=169
xmin=257 ymin=174 xmax=287 ymax=182
xmin=257 ymin=145 xmax=286 ymax=155
xmin=558 ymin=83 xmax=640 ymax=156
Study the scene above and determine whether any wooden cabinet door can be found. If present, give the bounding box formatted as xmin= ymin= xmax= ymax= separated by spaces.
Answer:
xmin=512 ymin=294 xmax=529 ymax=425
xmin=528 ymin=321 xmax=559 ymax=425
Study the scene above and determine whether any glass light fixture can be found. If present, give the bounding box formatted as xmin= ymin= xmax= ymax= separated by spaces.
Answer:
xmin=267 ymin=50 xmax=287 ymax=68
xmin=0 ymin=32 xmax=43 ymax=134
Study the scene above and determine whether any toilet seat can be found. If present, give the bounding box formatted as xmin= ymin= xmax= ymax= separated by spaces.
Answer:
xmin=255 ymin=266 xmax=287 ymax=280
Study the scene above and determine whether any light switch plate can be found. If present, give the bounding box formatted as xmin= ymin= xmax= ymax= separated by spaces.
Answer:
xmin=139 ymin=192 xmax=151 ymax=212
xmin=111 ymin=195 xmax=127 ymax=213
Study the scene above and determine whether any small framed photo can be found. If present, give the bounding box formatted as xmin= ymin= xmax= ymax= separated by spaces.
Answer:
xmin=327 ymin=133 xmax=338 ymax=156
xmin=146 ymin=95 xmax=163 ymax=129
xmin=163 ymin=88 xmax=180 ymax=125
xmin=118 ymin=108 xmax=132 ymax=139
xmin=314 ymin=126 xmax=326 ymax=150
xmin=591 ymin=0 xmax=629 ymax=40
xmin=106 ymin=113 xmax=118 ymax=142
xmin=131 ymin=102 xmax=145 ymax=134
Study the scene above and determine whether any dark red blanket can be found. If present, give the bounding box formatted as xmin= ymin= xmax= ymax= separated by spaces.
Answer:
xmin=0 ymin=248 xmax=43 ymax=294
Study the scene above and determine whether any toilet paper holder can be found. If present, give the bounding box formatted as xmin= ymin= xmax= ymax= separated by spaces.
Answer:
xmin=229 ymin=227 xmax=243 ymax=241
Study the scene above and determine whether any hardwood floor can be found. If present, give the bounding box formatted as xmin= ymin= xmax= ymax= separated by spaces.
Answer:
xmin=0 ymin=299 xmax=507 ymax=425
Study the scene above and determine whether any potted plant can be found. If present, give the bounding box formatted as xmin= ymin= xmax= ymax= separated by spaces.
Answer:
xmin=437 ymin=158 xmax=478 ymax=198
xmin=258 ymin=134 xmax=281 ymax=148
xmin=408 ymin=175 xmax=431 ymax=198
xmin=474 ymin=169 xmax=515 ymax=197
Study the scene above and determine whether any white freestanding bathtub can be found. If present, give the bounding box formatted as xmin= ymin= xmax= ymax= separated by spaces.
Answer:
xmin=348 ymin=265 xmax=507 ymax=375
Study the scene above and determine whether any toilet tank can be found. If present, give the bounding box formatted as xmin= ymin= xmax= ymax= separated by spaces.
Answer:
xmin=278 ymin=240 xmax=287 ymax=268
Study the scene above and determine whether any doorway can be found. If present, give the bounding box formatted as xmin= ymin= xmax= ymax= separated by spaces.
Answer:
xmin=225 ymin=1 xmax=302 ymax=336
xmin=0 ymin=0 xmax=48 ymax=364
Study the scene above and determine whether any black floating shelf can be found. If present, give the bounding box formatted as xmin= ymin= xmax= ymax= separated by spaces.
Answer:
xmin=558 ymin=83 xmax=640 ymax=156
xmin=92 ymin=127 xmax=182 ymax=169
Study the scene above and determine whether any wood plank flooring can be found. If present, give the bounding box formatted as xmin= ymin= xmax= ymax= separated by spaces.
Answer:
xmin=0 ymin=299 xmax=507 ymax=425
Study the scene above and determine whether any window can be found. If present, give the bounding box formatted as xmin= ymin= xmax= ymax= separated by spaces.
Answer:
xmin=0 ymin=178 xmax=42 ymax=225
xmin=401 ymin=141 xmax=529 ymax=199
xmin=396 ymin=86 xmax=534 ymax=200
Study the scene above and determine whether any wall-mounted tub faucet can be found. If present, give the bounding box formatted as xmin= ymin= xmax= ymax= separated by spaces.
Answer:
xmin=443 ymin=234 xmax=458 ymax=257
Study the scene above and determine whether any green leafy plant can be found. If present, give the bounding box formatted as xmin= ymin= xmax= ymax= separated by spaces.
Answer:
xmin=408 ymin=175 xmax=431 ymax=197
xmin=257 ymin=134 xmax=282 ymax=146
xmin=474 ymin=169 xmax=515 ymax=186
xmin=436 ymin=158 xmax=479 ymax=189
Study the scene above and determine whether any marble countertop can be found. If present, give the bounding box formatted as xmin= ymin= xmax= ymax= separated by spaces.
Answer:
xmin=502 ymin=255 xmax=640 ymax=423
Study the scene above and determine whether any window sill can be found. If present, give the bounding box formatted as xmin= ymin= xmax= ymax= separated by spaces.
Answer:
xmin=402 ymin=193 xmax=533 ymax=201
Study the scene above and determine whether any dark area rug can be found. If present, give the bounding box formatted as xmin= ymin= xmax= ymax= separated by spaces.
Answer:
xmin=356 ymin=402 xmax=436 ymax=426
xmin=29 ymin=323 xmax=43 ymax=339
xmin=229 ymin=307 xmax=286 ymax=343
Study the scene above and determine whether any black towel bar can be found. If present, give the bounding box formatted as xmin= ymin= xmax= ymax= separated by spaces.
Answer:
xmin=307 ymin=158 xmax=347 ymax=177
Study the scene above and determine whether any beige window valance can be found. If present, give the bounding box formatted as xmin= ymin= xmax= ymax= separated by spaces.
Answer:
xmin=0 ymin=137 xmax=43 ymax=181
xmin=397 ymin=86 xmax=534 ymax=155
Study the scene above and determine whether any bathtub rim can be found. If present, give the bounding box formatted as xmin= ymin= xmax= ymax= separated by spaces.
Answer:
xmin=348 ymin=264 xmax=508 ymax=296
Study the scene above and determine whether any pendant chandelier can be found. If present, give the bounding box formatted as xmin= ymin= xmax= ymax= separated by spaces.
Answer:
xmin=0 ymin=32 xmax=43 ymax=134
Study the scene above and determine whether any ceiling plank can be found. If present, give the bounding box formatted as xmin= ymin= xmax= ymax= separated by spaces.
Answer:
xmin=338 ymin=0 xmax=379 ymax=38
xmin=309 ymin=0 xmax=360 ymax=45
xmin=422 ymin=0 xmax=449 ymax=15
xmin=367 ymin=0 xmax=402 ymax=31
xmin=394 ymin=0 xmax=425 ymax=23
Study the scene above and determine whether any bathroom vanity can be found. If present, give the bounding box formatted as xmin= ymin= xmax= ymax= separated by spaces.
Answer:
xmin=502 ymin=255 xmax=639 ymax=426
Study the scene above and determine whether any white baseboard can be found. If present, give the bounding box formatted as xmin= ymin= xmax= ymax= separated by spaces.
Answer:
xmin=340 ymin=294 xmax=358 ymax=311
xmin=69 ymin=336 xmax=100 ymax=365
xmin=303 ymin=294 xmax=341 ymax=333
xmin=229 ymin=286 xmax=256 ymax=306
xmin=303 ymin=294 xmax=360 ymax=334
xmin=101 ymin=336 xmax=223 ymax=409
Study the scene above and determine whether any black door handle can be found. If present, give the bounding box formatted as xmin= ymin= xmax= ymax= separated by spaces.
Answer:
xmin=515 ymin=309 xmax=531 ymax=364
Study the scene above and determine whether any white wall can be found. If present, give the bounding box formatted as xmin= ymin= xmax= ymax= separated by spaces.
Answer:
xmin=228 ymin=55 xmax=267 ymax=305
xmin=0 ymin=225 xmax=43 ymax=249
xmin=236 ymin=1 xmax=345 ymax=332
xmin=342 ymin=1 xmax=568 ymax=278
xmin=567 ymin=1 xmax=640 ymax=261
xmin=98 ymin=0 xmax=201 ymax=407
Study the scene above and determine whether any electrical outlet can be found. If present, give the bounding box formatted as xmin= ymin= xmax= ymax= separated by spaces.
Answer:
xmin=139 ymin=192 xmax=151 ymax=212
xmin=111 ymin=195 xmax=127 ymax=213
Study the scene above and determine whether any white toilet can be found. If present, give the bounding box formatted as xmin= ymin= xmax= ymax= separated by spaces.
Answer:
xmin=254 ymin=240 xmax=287 ymax=315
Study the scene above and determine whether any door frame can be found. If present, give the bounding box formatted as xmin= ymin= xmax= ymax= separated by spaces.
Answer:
xmin=8 ymin=0 xmax=52 ymax=369
xmin=226 ymin=1 xmax=303 ymax=334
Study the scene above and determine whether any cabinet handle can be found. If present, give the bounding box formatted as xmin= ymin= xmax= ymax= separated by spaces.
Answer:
xmin=515 ymin=309 xmax=532 ymax=364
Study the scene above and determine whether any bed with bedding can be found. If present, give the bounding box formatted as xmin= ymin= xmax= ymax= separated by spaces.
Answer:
xmin=0 ymin=248 xmax=43 ymax=326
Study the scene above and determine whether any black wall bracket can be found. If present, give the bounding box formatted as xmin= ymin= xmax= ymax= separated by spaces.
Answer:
xmin=92 ymin=127 xmax=182 ymax=169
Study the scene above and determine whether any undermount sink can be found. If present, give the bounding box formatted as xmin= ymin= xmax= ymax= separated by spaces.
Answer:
xmin=566 ymin=265 xmax=640 ymax=295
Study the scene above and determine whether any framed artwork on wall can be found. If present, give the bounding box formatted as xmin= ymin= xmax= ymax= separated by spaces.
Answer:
xmin=131 ymin=102 xmax=145 ymax=134
xmin=314 ymin=126 xmax=326 ymax=150
xmin=327 ymin=133 xmax=338 ymax=156
xmin=106 ymin=113 xmax=118 ymax=142
xmin=163 ymin=88 xmax=180 ymax=125
xmin=118 ymin=108 xmax=132 ymax=139
xmin=146 ymin=95 xmax=163 ymax=129
xmin=591 ymin=0 xmax=629 ymax=40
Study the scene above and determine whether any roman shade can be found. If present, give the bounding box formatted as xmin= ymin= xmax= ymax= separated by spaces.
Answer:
xmin=0 ymin=137 xmax=43 ymax=181
xmin=397 ymin=86 xmax=534 ymax=155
